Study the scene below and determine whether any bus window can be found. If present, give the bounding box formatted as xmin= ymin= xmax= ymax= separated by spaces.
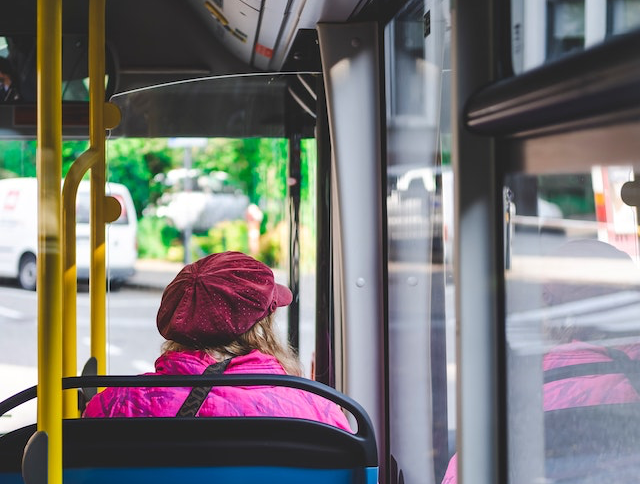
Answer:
xmin=0 ymin=75 xmax=313 ymax=435
xmin=511 ymin=0 xmax=640 ymax=73
xmin=607 ymin=0 xmax=640 ymax=35
xmin=546 ymin=0 xmax=586 ymax=61
xmin=385 ymin=1 xmax=453 ymax=482
xmin=108 ymin=74 xmax=318 ymax=375
xmin=504 ymin=168 xmax=640 ymax=483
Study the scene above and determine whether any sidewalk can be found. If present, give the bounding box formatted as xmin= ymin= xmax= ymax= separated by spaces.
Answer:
xmin=125 ymin=259 xmax=185 ymax=290
xmin=126 ymin=258 xmax=288 ymax=291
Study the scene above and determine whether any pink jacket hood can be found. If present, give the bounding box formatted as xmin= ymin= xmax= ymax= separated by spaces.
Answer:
xmin=83 ymin=349 xmax=352 ymax=432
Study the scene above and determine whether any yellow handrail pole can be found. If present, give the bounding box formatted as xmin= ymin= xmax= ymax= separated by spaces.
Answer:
xmin=89 ymin=0 xmax=108 ymax=375
xmin=62 ymin=150 xmax=99 ymax=417
xmin=36 ymin=0 xmax=63 ymax=482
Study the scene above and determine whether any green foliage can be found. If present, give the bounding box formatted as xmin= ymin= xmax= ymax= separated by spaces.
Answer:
xmin=193 ymin=137 xmax=288 ymax=205
xmin=0 ymin=139 xmax=89 ymax=179
xmin=167 ymin=245 xmax=185 ymax=263
xmin=298 ymin=223 xmax=316 ymax=273
xmin=258 ymin=222 xmax=287 ymax=268
xmin=192 ymin=220 xmax=249 ymax=258
xmin=0 ymin=136 xmax=319 ymax=275
xmin=107 ymin=138 xmax=173 ymax=218
xmin=300 ymin=138 xmax=316 ymax=243
xmin=137 ymin=215 xmax=180 ymax=259
xmin=0 ymin=140 xmax=36 ymax=177
xmin=62 ymin=140 xmax=90 ymax=175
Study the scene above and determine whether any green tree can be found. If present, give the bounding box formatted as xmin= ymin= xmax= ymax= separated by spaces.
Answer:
xmin=0 ymin=140 xmax=37 ymax=177
xmin=62 ymin=140 xmax=90 ymax=175
xmin=193 ymin=138 xmax=288 ymax=205
xmin=106 ymin=138 xmax=172 ymax=217
xmin=0 ymin=136 xmax=317 ymax=268
xmin=0 ymin=139 xmax=89 ymax=178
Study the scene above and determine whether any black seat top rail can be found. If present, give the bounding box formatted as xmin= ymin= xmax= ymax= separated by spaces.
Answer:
xmin=0 ymin=373 xmax=378 ymax=469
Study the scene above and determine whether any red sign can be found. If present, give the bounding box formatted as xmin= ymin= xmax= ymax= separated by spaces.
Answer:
xmin=3 ymin=189 xmax=19 ymax=210
xmin=255 ymin=43 xmax=273 ymax=58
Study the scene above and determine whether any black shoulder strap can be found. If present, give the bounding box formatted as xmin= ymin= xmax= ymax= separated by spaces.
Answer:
xmin=605 ymin=347 xmax=640 ymax=396
xmin=544 ymin=348 xmax=640 ymax=396
xmin=177 ymin=358 xmax=232 ymax=417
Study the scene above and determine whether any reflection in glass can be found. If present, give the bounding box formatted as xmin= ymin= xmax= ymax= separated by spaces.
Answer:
xmin=386 ymin=0 xmax=453 ymax=482
xmin=505 ymin=170 xmax=640 ymax=483
xmin=512 ymin=0 xmax=640 ymax=73
xmin=547 ymin=0 xmax=585 ymax=60
xmin=0 ymin=35 xmax=114 ymax=103
xmin=608 ymin=0 xmax=640 ymax=35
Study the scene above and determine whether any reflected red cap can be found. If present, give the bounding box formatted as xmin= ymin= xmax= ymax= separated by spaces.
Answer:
xmin=156 ymin=251 xmax=293 ymax=345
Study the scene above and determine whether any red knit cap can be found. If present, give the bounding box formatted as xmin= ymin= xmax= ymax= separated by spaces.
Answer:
xmin=157 ymin=251 xmax=293 ymax=345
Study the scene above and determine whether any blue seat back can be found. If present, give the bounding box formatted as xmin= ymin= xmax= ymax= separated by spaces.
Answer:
xmin=0 ymin=374 xmax=378 ymax=484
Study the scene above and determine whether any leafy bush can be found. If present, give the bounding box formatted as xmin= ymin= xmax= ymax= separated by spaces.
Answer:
xmin=137 ymin=215 xmax=180 ymax=259
xmin=192 ymin=220 xmax=249 ymax=258
xmin=258 ymin=222 xmax=287 ymax=268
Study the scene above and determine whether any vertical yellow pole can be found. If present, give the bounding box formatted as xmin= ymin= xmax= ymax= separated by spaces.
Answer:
xmin=61 ymin=174 xmax=78 ymax=417
xmin=61 ymin=167 xmax=83 ymax=417
xmin=61 ymin=138 xmax=79 ymax=417
xmin=89 ymin=0 xmax=108 ymax=375
xmin=62 ymin=151 xmax=99 ymax=416
xmin=37 ymin=0 xmax=63 ymax=482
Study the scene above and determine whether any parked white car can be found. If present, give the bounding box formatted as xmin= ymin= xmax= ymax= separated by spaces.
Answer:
xmin=0 ymin=177 xmax=138 ymax=290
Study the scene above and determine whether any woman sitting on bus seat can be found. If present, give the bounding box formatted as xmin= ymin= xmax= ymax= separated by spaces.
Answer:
xmin=83 ymin=251 xmax=351 ymax=431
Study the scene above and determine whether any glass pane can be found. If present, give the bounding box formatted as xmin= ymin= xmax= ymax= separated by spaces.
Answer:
xmin=0 ymin=35 xmax=114 ymax=103
xmin=511 ymin=0 xmax=640 ymax=73
xmin=608 ymin=0 xmax=640 ymax=34
xmin=298 ymin=138 xmax=317 ymax=378
xmin=505 ymin=167 xmax=640 ymax=483
xmin=385 ymin=0 xmax=454 ymax=482
xmin=547 ymin=0 xmax=585 ymax=61
xmin=0 ymin=73 xmax=317 ymax=433
xmin=107 ymin=74 xmax=318 ymax=375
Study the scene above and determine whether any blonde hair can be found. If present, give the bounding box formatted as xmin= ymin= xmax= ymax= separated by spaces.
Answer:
xmin=161 ymin=312 xmax=302 ymax=376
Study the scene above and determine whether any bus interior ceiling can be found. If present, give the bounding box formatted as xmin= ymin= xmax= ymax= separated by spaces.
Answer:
xmin=0 ymin=0 xmax=407 ymax=139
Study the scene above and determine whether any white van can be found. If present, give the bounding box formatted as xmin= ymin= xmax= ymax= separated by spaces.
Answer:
xmin=0 ymin=177 xmax=138 ymax=290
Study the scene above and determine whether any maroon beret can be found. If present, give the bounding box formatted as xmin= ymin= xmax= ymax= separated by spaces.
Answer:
xmin=157 ymin=251 xmax=293 ymax=345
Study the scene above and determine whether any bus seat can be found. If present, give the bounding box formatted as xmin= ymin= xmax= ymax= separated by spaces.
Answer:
xmin=545 ymin=403 xmax=640 ymax=483
xmin=1 ymin=418 xmax=377 ymax=483
xmin=0 ymin=375 xmax=378 ymax=484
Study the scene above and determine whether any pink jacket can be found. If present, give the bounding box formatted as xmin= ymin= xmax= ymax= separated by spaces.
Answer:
xmin=543 ymin=341 xmax=640 ymax=410
xmin=83 ymin=349 xmax=352 ymax=432
xmin=441 ymin=341 xmax=640 ymax=484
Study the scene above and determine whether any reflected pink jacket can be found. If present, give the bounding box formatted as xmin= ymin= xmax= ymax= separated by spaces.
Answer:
xmin=83 ymin=349 xmax=352 ymax=432
xmin=441 ymin=341 xmax=640 ymax=484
